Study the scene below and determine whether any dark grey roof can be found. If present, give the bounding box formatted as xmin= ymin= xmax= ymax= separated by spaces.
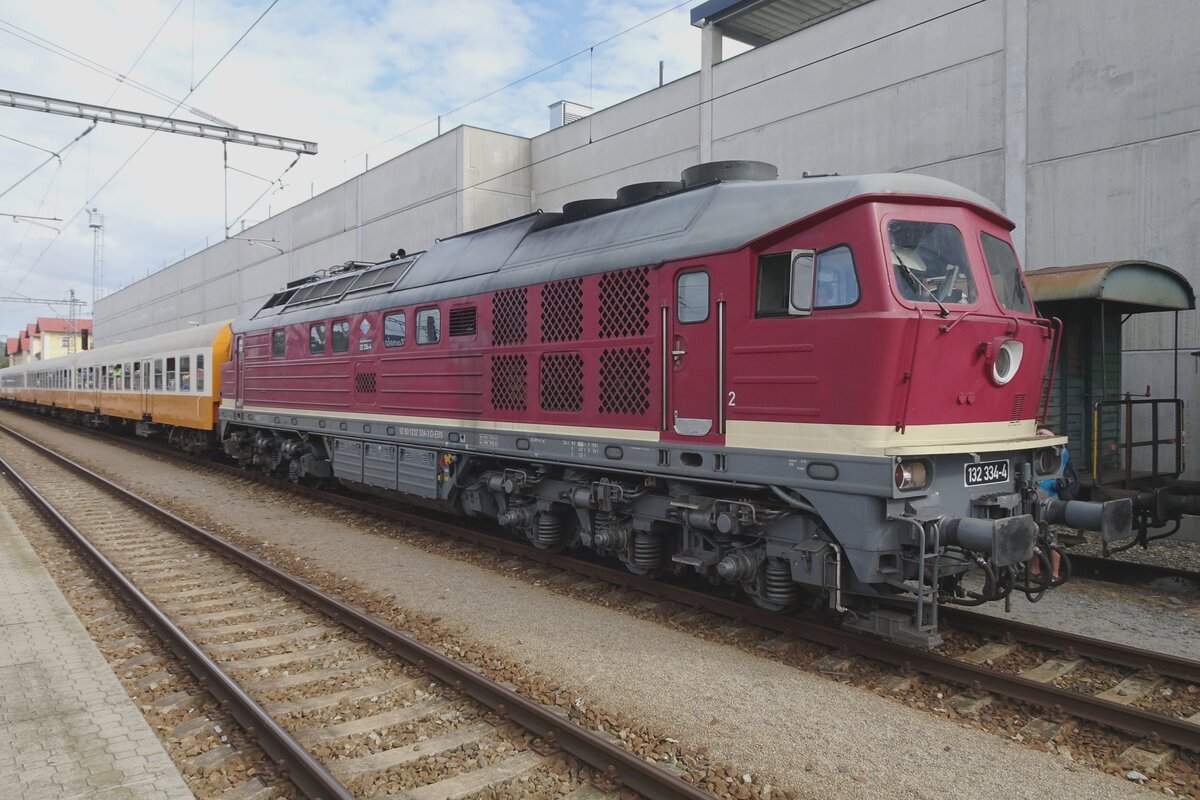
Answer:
xmin=691 ymin=0 xmax=874 ymax=46
xmin=241 ymin=172 xmax=1000 ymax=331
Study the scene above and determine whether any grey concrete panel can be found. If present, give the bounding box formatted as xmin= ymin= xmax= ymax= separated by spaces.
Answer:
xmin=292 ymin=180 xmax=356 ymax=248
xmin=532 ymin=115 xmax=701 ymax=211
xmin=713 ymin=55 xmax=1004 ymax=183
xmin=899 ymin=151 xmax=1005 ymax=209
xmin=288 ymin=229 xmax=361 ymax=281
xmin=1025 ymin=131 xmax=1200 ymax=350
xmin=711 ymin=0 xmax=1003 ymax=141
xmin=358 ymin=195 xmax=458 ymax=265
xmin=240 ymin=259 xmax=290 ymax=303
xmin=1028 ymin=0 xmax=1200 ymax=164
xmin=360 ymin=133 xmax=458 ymax=224
xmin=462 ymin=127 xmax=532 ymax=199
xmin=534 ymin=75 xmax=699 ymax=164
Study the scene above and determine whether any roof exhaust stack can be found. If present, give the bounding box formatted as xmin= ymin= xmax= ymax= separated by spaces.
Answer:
xmin=681 ymin=160 xmax=778 ymax=188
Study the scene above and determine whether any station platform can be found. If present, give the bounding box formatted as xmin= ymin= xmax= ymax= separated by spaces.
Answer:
xmin=0 ymin=503 xmax=194 ymax=799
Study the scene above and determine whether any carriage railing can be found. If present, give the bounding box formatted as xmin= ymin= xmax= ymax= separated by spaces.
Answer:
xmin=1091 ymin=398 xmax=1184 ymax=489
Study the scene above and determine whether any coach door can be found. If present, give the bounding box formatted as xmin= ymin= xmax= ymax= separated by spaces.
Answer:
xmin=667 ymin=267 xmax=721 ymax=440
xmin=140 ymin=359 xmax=151 ymax=417
xmin=235 ymin=335 xmax=246 ymax=409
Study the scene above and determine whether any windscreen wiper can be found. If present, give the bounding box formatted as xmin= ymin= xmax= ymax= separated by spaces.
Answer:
xmin=892 ymin=247 xmax=949 ymax=318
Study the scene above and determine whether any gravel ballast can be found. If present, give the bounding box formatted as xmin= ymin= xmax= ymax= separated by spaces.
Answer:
xmin=0 ymin=411 xmax=1181 ymax=800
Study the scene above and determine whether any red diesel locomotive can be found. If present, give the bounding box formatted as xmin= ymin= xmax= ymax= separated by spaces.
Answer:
xmin=221 ymin=161 xmax=1129 ymax=645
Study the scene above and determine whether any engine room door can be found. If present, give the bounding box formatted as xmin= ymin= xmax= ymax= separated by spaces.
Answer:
xmin=668 ymin=267 xmax=720 ymax=439
xmin=234 ymin=335 xmax=245 ymax=409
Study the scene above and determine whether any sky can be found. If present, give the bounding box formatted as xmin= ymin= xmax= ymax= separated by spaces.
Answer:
xmin=0 ymin=0 xmax=750 ymax=344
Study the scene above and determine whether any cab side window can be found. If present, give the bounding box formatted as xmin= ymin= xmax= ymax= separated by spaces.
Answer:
xmin=384 ymin=312 xmax=406 ymax=347
xmin=814 ymin=246 xmax=860 ymax=308
xmin=758 ymin=246 xmax=860 ymax=314
xmin=331 ymin=320 xmax=350 ymax=352
xmin=416 ymin=308 xmax=440 ymax=345
xmin=310 ymin=323 xmax=327 ymax=354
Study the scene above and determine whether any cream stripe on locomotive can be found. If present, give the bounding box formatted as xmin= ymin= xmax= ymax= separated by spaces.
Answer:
xmin=225 ymin=401 xmax=1064 ymax=457
xmin=725 ymin=419 xmax=1066 ymax=456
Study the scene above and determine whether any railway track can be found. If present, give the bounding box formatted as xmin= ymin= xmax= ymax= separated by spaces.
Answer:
xmin=1065 ymin=552 xmax=1200 ymax=593
xmin=6 ymin=411 xmax=1200 ymax=777
xmin=0 ymin=422 xmax=713 ymax=800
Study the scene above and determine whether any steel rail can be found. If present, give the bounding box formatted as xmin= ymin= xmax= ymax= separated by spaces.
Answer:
xmin=0 ymin=423 xmax=711 ymax=800
xmin=1067 ymin=553 xmax=1200 ymax=589
xmin=936 ymin=607 xmax=1200 ymax=683
xmin=0 ymin=454 xmax=354 ymax=800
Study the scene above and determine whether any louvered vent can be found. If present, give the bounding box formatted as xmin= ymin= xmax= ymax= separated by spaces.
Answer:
xmin=449 ymin=306 xmax=477 ymax=337
xmin=599 ymin=347 xmax=651 ymax=415
xmin=491 ymin=288 xmax=527 ymax=345
xmin=540 ymin=352 xmax=583 ymax=412
xmin=599 ymin=266 xmax=650 ymax=338
xmin=355 ymin=372 xmax=377 ymax=394
xmin=491 ymin=354 xmax=527 ymax=411
xmin=1010 ymin=393 xmax=1026 ymax=421
xmin=540 ymin=279 xmax=583 ymax=342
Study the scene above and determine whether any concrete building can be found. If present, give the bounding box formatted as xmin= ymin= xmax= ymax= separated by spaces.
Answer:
xmin=95 ymin=0 xmax=1200 ymax=471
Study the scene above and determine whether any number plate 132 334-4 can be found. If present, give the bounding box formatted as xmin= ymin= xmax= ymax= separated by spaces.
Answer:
xmin=965 ymin=459 xmax=1009 ymax=487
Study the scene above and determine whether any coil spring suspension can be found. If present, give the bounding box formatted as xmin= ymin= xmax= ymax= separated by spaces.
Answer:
xmin=764 ymin=558 xmax=797 ymax=606
xmin=632 ymin=533 xmax=663 ymax=569
xmin=534 ymin=513 xmax=563 ymax=548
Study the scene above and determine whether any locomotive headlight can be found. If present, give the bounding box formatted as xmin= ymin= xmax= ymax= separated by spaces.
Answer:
xmin=990 ymin=339 xmax=1023 ymax=385
xmin=894 ymin=459 xmax=930 ymax=492
xmin=1035 ymin=446 xmax=1061 ymax=476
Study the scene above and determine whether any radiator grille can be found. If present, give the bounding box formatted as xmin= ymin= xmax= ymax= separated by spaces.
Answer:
xmin=599 ymin=266 xmax=650 ymax=338
xmin=355 ymin=372 xmax=377 ymax=394
xmin=1011 ymin=393 xmax=1026 ymax=421
xmin=540 ymin=279 xmax=583 ymax=343
xmin=599 ymin=347 xmax=651 ymax=415
xmin=540 ymin=352 xmax=584 ymax=412
xmin=490 ymin=354 xmax=527 ymax=411
xmin=491 ymin=288 xmax=527 ymax=345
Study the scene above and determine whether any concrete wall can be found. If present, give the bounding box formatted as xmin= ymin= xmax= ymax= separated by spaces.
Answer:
xmin=95 ymin=126 xmax=531 ymax=343
xmin=95 ymin=0 xmax=1200 ymax=481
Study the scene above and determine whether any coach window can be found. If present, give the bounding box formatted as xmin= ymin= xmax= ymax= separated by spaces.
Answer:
xmin=196 ymin=355 xmax=205 ymax=392
xmin=384 ymin=311 xmax=406 ymax=347
xmin=416 ymin=307 xmax=440 ymax=345
xmin=166 ymin=357 xmax=177 ymax=391
xmin=310 ymin=323 xmax=326 ymax=354
xmin=676 ymin=271 xmax=709 ymax=323
xmin=154 ymin=359 xmax=163 ymax=391
xmin=180 ymin=356 xmax=191 ymax=391
xmin=272 ymin=329 xmax=286 ymax=357
xmin=331 ymin=320 xmax=350 ymax=352
xmin=124 ymin=362 xmax=132 ymax=390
